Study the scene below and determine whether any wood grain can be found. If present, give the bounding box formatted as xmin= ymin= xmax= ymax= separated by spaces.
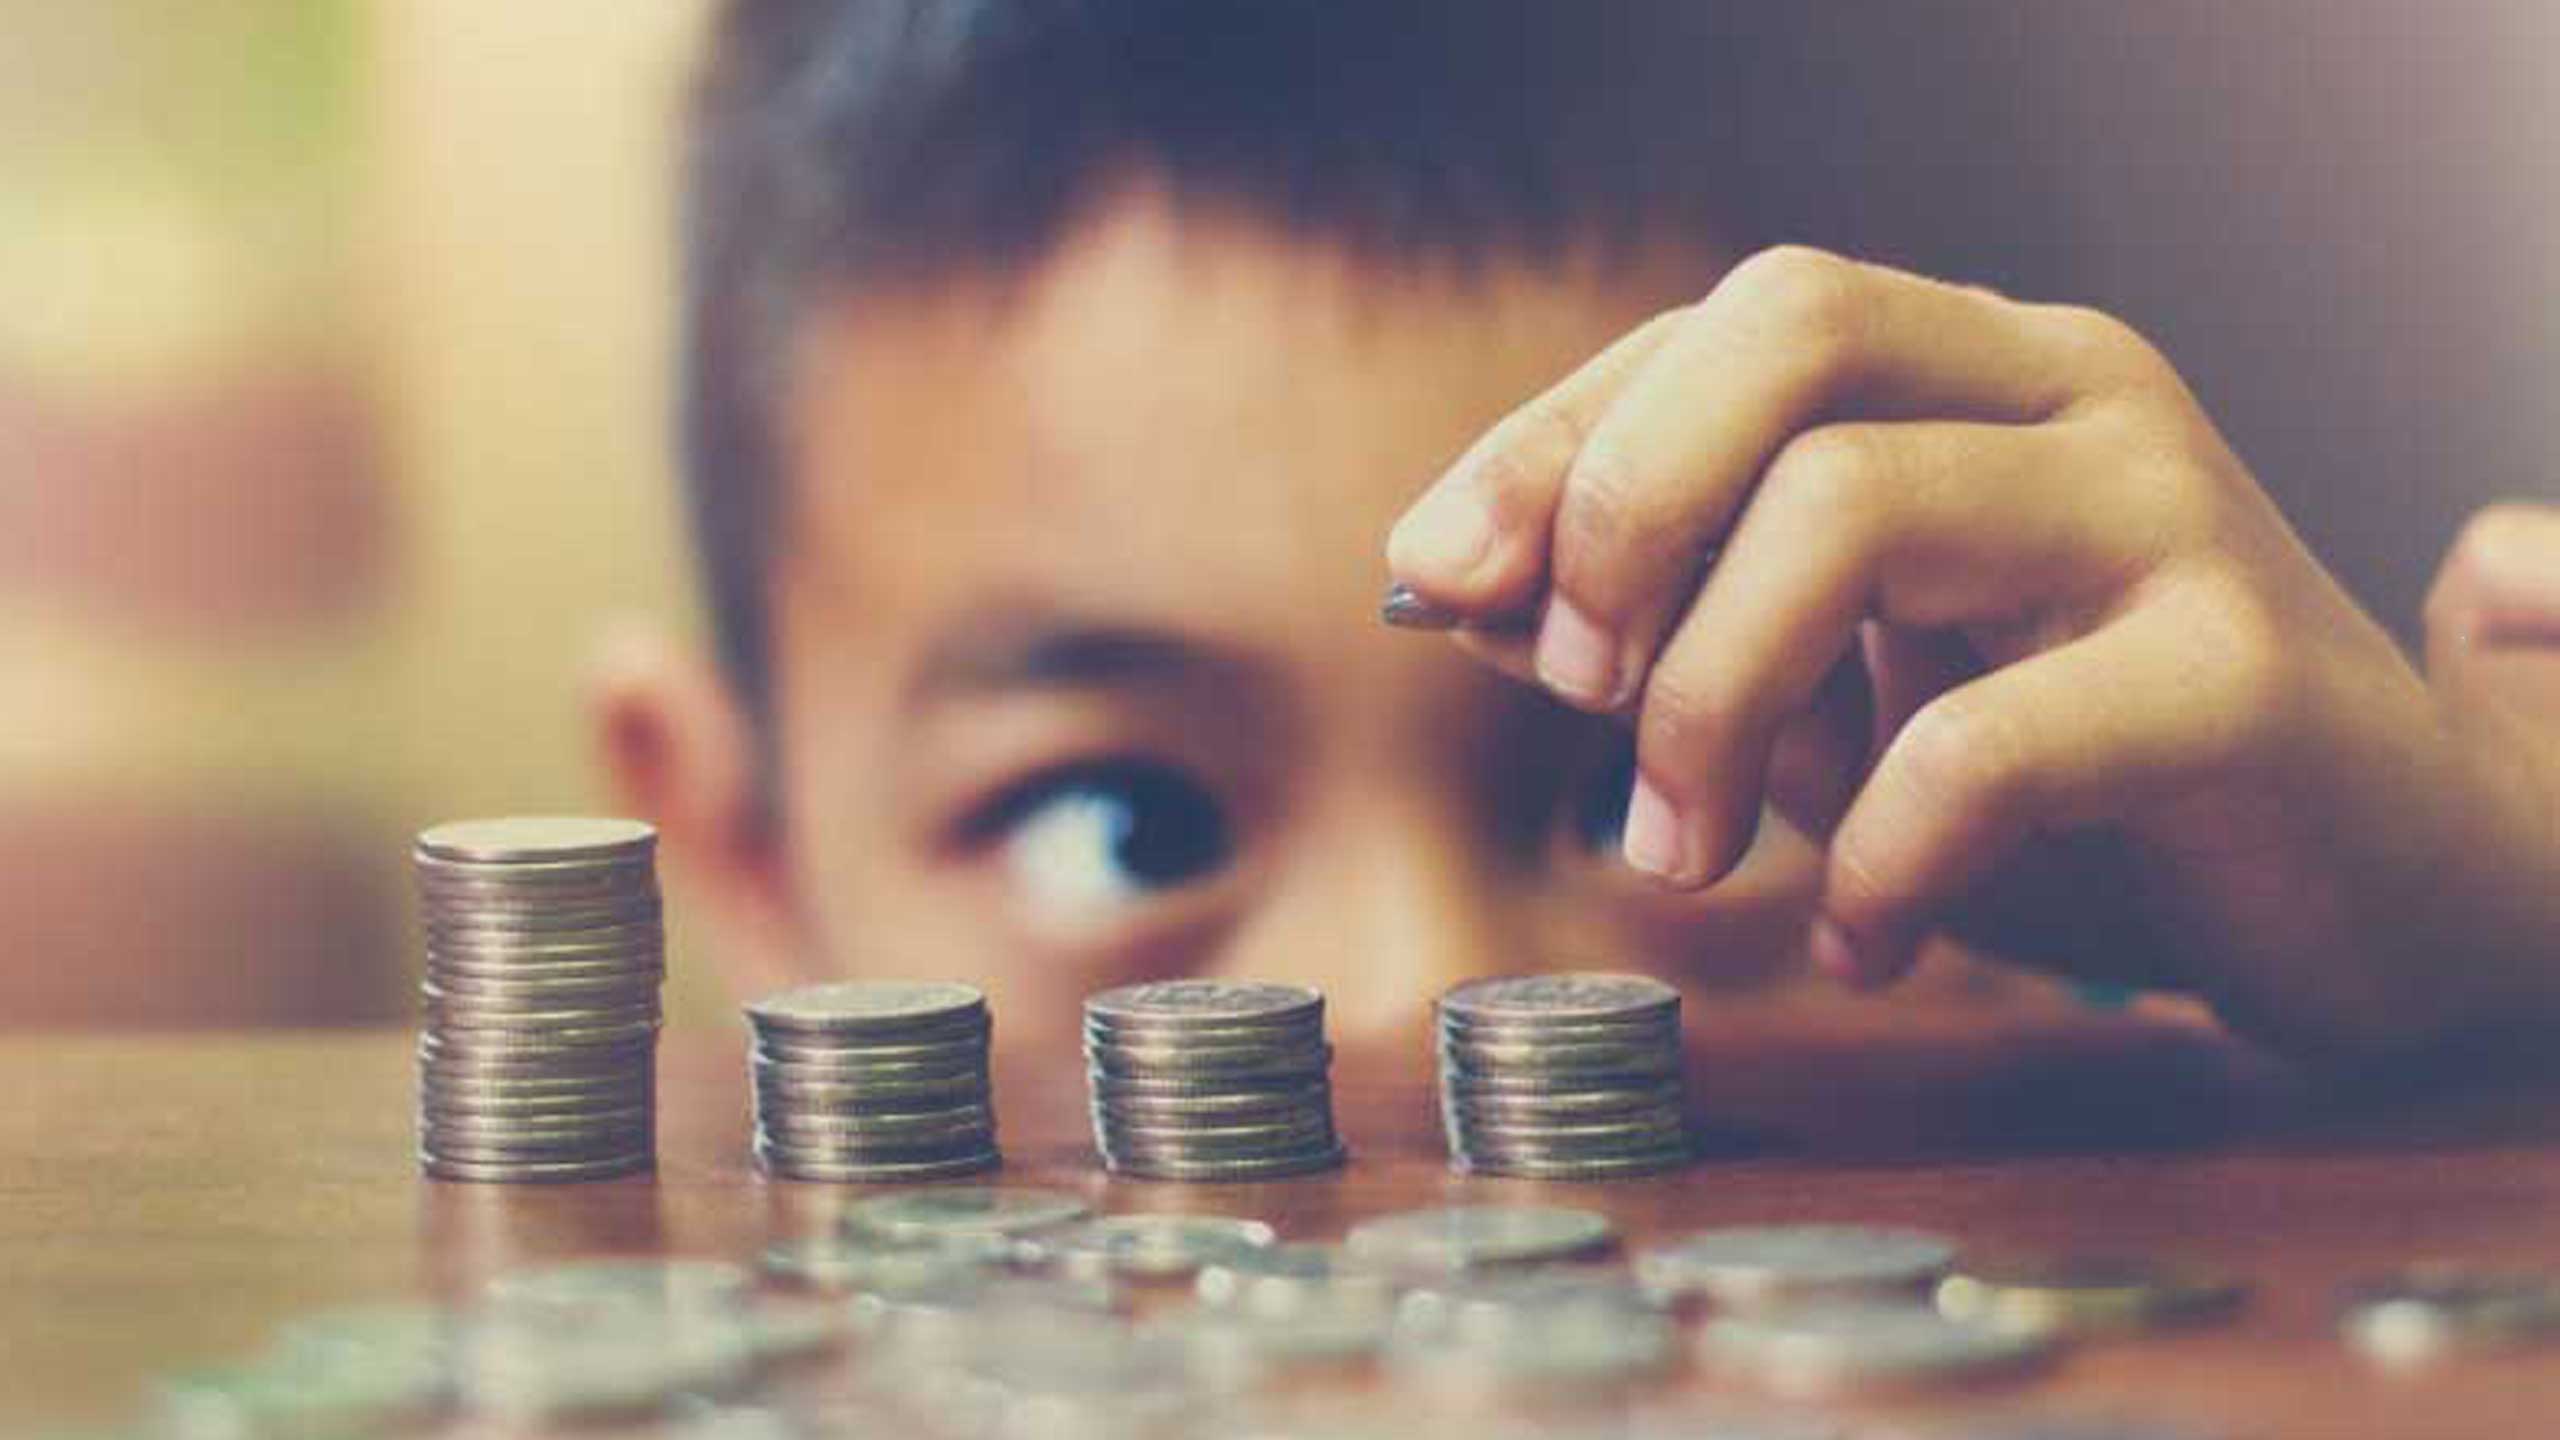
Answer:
xmin=5 ymin=1007 xmax=2560 ymax=1433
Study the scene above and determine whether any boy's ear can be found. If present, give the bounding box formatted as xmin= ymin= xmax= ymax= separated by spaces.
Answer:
xmin=588 ymin=623 xmax=809 ymax=1003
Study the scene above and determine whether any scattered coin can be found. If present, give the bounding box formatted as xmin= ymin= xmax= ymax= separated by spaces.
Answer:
xmin=1083 ymin=980 xmax=1344 ymax=1180
xmin=1637 ymin=1225 xmax=1958 ymax=1307
xmin=1343 ymin=1205 xmax=1616 ymax=1273
xmin=2339 ymin=1265 xmax=2560 ymax=1368
xmin=844 ymin=1186 xmax=1092 ymax=1244
xmin=1935 ymin=1255 xmax=2245 ymax=1336
xmin=1196 ymin=1242 xmax=1401 ymax=1315
xmin=1025 ymin=1213 xmax=1280 ymax=1279
xmin=1700 ymin=1299 xmax=2055 ymax=1396
xmin=484 ymin=1259 xmax=754 ymax=1318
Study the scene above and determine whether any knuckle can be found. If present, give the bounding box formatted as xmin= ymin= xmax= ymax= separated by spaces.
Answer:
xmin=2041 ymin=303 xmax=2171 ymax=391
xmin=1893 ymin=693 xmax=2028 ymax=821
xmin=2450 ymin=503 xmax=2539 ymax=582
xmin=1767 ymin=424 xmax=1889 ymax=519
xmin=2183 ymin=570 xmax=2298 ymax=757
xmin=1725 ymin=244 xmax=1869 ymax=358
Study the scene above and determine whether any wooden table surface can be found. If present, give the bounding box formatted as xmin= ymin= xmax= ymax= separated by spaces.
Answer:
xmin=7 ymin=1004 xmax=2560 ymax=1435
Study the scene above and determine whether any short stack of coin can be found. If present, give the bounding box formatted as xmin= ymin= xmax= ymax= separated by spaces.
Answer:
xmin=414 ymin=818 xmax=664 ymax=1182
xmin=1084 ymin=980 xmax=1345 ymax=1180
xmin=1435 ymin=972 xmax=1693 ymax=1178
xmin=747 ymin=981 xmax=1000 ymax=1182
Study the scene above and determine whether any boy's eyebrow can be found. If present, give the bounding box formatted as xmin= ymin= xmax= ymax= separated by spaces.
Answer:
xmin=904 ymin=614 xmax=1250 ymax=707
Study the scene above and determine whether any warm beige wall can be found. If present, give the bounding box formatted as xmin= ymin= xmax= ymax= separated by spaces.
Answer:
xmin=366 ymin=0 xmax=719 ymax=1018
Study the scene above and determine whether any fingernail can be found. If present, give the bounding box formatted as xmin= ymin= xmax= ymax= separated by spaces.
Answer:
xmin=1534 ymin=597 xmax=1621 ymax=709
xmin=1386 ymin=483 xmax=1494 ymax=583
xmin=1809 ymin=917 xmax=1865 ymax=983
xmin=1380 ymin=582 xmax=1463 ymax=630
xmin=1622 ymin=776 xmax=1691 ymax=882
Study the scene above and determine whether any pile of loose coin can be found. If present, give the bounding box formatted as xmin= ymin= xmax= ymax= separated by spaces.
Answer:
xmin=1435 ymin=972 xmax=1694 ymax=1178
xmin=414 ymin=818 xmax=664 ymax=1182
xmin=747 ymin=980 xmax=1000 ymax=1182
xmin=1083 ymin=979 xmax=1345 ymax=1180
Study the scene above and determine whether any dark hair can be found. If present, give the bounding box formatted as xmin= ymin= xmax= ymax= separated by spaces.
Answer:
xmin=680 ymin=0 xmax=2066 ymax=706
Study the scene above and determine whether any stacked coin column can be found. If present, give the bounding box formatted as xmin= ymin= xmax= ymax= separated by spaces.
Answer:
xmin=1435 ymin=973 xmax=1693 ymax=1179
xmin=1084 ymin=980 xmax=1345 ymax=1180
xmin=414 ymin=818 xmax=664 ymax=1182
xmin=747 ymin=980 xmax=1000 ymax=1182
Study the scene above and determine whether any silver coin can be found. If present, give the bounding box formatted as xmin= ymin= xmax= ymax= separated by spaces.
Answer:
xmin=416 ymin=861 xmax=655 ymax=893
xmin=1637 ymin=1226 xmax=1957 ymax=1306
xmin=1439 ymin=1011 xmax=1680 ymax=1042
xmin=756 ymin=1145 xmax=1002 ymax=1183
xmin=1437 ymin=1070 xmax=1681 ymax=1099
xmin=425 ymin=918 xmax=665 ymax=949
xmin=844 ymin=1186 xmax=1092 ymax=1242
xmin=423 ymin=969 xmax=661 ymax=999
xmin=1448 ymin=1107 xmax=1689 ymax=1143
xmin=421 ymin=1135 xmax=655 ymax=1166
xmin=1442 ymin=1084 xmax=1686 ymax=1121
xmin=416 ymin=816 xmax=657 ymax=864
xmin=1085 ymin=1070 xmax=1329 ymax=1101
xmin=1449 ymin=1148 xmax=1695 ymax=1180
xmin=1082 ymin=1014 xmax=1325 ymax=1047
xmin=1389 ymin=1297 xmax=1674 ymax=1387
xmin=1084 ymin=979 xmax=1321 ymax=1029
xmin=758 ymin=1127 xmax=993 ymax=1157
xmin=1439 ymin=972 xmax=1678 ymax=1026
xmin=750 ymin=1034 xmax=987 ymax=1068
xmin=1089 ymin=1083 xmax=1331 ymax=1123
xmin=420 ymin=1151 xmax=650 ymax=1182
xmin=1936 ymin=1255 xmax=2245 ymax=1336
xmin=421 ymin=1104 xmax=652 ymax=1135
xmin=761 ymin=1233 xmax=1013 ymax=1290
xmin=753 ymin=1076 xmax=989 ymax=1112
xmin=1195 ymin=1243 xmax=1398 ymax=1314
xmin=2339 ymin=1266 xmax=2560 ymax=1367
xmin=1096 ymin=1122 xmax=1339 ymax=1160
xmin=1087 ymin=1037 xmax=1331 ymax=1073
xmin=1438 ymin=1036 xmax=1681 ymax=1074
xmin=1098 ymin=1145 xmax=1346 ymax=1182
xmin=424 ymin=997 xmax=662 ymax=1029
xmin=757 ymin=1099 xmax=992 ymax=1132
xmin=1024 ymin=1214 xmax=1280 ymax=1279
xmin=745 ymin=979 xmax=986 ymax=1034
xmin=1345 ymin=1207 xmax=1617 ymax=1271
xmin=1699 ymin=1299 xmax=2053 ymax=1395
xmin=422 ymin=1021 xmax=662 ymax=1053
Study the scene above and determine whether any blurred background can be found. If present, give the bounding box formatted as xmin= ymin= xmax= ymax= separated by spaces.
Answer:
xmin=0 ymin=1 xmax=2553 ymax=1028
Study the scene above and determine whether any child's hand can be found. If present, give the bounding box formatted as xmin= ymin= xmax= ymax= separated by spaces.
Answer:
xmin=2428 ymin=503 xmax=2560 ymax=730
xmin=1386 ymin=246 xmax=2560 ymax=1056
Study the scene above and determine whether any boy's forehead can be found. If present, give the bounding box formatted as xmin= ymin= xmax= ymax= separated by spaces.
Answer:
xmin=778 ymin=190 xmax=1698 ymax=643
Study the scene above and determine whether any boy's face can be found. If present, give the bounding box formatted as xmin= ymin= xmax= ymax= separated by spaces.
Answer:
xmin=627 ymin=189 xmax=1819 ymax=1056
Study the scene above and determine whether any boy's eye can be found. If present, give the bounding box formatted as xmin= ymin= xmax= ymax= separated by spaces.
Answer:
xmin=992 ymin=761 xmax=1233 ymax=922
xmin=1571 ymin=735 xmax=1638 ymax=855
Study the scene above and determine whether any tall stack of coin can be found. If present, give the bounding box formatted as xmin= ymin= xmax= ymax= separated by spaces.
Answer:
xmin=747 ymin=981 xmax=1000 ymax=1182
xmin=414 ymin=818 xmax=664 ymax=1182
xmin=1084 ymin=980 xmax=1345 ymax=1180
xmin=1435 ymin=972 xmax=1693 ymax=1178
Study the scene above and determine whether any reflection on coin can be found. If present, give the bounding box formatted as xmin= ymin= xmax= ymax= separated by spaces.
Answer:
xmin=1085 ymin=979 xmax=1322 ymax=1028
xmin=1637 ymin=1225 xmax=1958 ymax=1306
xmin=845 ymin=1187 xmax=1092 ymax=1242
xmin=1936 ymin=1255 xmax=2245 ymax=1336
xmin=1196 ymin=1243 xmax=1398 ymax=1315
xmin=416 ymin=817 xmax=657 ymax=863
xmin=1701 ymin=1300 xmax=2054 ymax=1396
xmin=1344 ymin=1206 xmax=1617 ymax=1272
xmin=2339 ymin=1265 xmax=2560 ymax=1368
xmin=745 ymin=980 xmax=987 ymax=1035
xmin=1439 ymin=973 xmax=1678 ymax=1025
xmin=1026 ymin=1214 xmax=1279 ymax=1279
xmin=419 ymin=1152 xmax=651 ymax=1183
